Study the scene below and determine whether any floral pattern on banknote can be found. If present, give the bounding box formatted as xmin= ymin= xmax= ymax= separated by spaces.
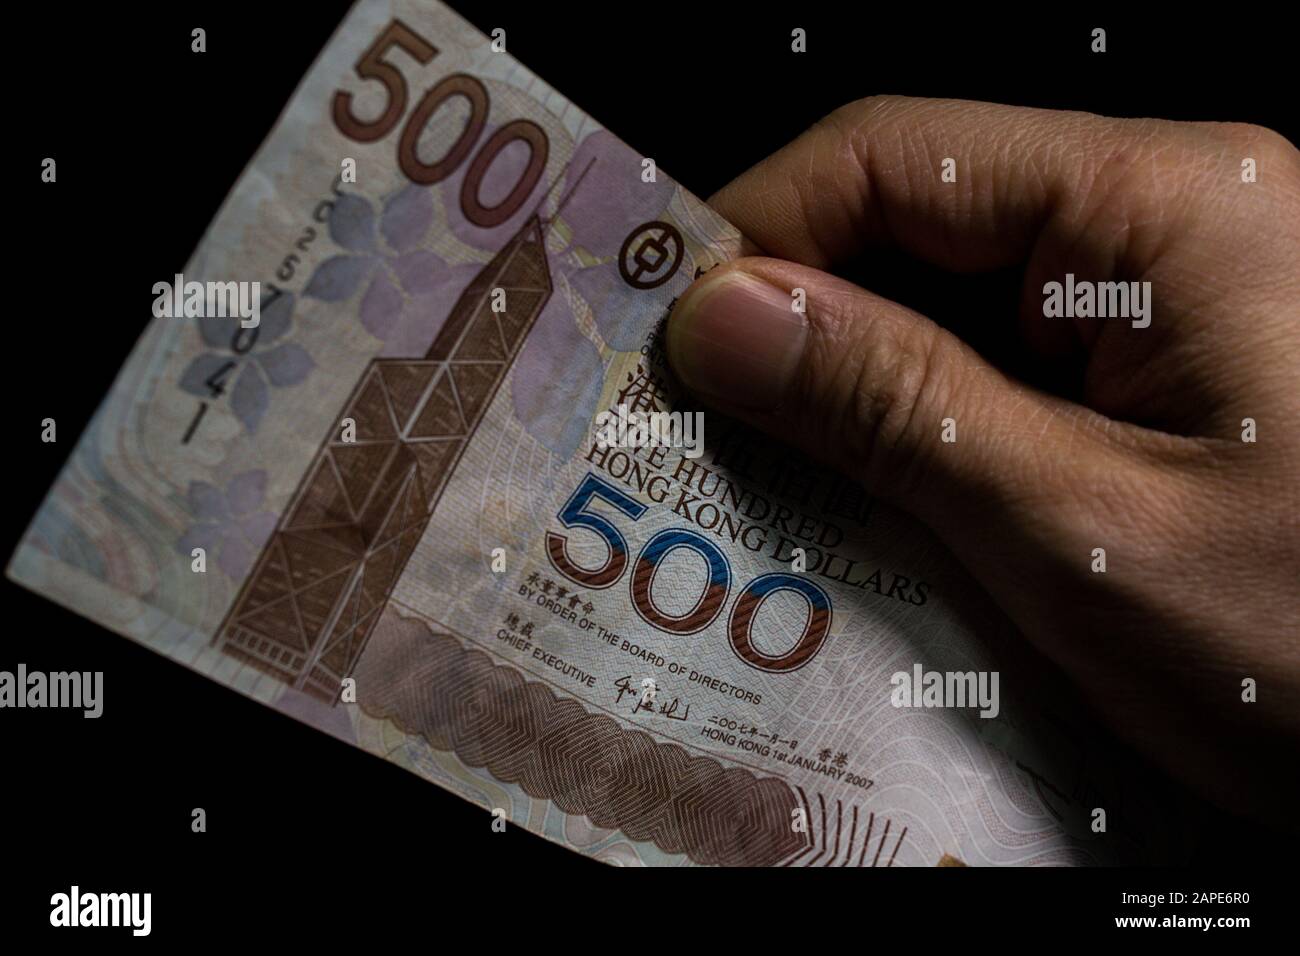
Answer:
xmin=303 ymin=131 xmax=682 ymax=460
xmin=308 ymin=181 xmax=609 ymax=459
xmin=178 ymin=294 xmax=314 ymax=433
xmin=305 ymin=186 xmax=479 ymax=357
xmin=174 ymin=471 xmax=277 ymax=579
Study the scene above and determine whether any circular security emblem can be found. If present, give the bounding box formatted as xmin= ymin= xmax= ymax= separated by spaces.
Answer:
xmin=619 ymin=221 xmax=684 ymax=289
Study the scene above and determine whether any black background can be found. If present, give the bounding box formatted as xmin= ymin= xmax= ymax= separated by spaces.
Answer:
xmin=4 ymin=0 xmax=1294 ymax=939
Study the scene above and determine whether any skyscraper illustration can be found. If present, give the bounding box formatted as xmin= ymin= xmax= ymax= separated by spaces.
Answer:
xmin=215 ymin=182 xmax=574 ymax=701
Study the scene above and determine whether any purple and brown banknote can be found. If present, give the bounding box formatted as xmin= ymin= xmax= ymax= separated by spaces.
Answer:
xmin=10 ymin=0 xmax=1192 ymax=865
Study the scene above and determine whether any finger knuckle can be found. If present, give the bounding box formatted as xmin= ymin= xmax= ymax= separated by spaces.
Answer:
xmin=827 ymin=95 xmax=909 ymax=127
xmin=1211 ymin=121 xmax=1297 ymax=162
xmin=815 ymin=95 xmax=921 ymax=150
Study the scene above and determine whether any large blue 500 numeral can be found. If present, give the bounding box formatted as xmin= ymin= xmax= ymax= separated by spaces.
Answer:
xmin=545 ymin=473 xmax=647 ymax=588
xmin=548 ymin=472 xmax=833 ymax=672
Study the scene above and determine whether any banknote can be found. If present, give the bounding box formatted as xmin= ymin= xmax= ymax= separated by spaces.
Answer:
xmin=9 ymin=0 xmax=1194 ymax=865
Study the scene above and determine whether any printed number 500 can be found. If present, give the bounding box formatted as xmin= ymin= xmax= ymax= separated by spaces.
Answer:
xmin=546 ymin=473 xmax=832 ymax=674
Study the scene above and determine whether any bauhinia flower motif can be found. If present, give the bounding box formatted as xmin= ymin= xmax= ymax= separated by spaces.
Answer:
xmin=178 ymin=293 xmax=314 ymax=433
xmin=175 ymin=471 xmax=277 ymax=580
xmin=304 ymin=186 xmax=479 ymax=357
xmin=303 ymin=133 xmax=676 ymax=462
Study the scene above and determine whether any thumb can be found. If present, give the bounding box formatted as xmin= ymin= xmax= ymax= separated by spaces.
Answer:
xmin=665 ymin=258 xmax=1127 ymax=536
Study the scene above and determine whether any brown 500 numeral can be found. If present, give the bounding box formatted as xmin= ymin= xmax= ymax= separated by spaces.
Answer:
xmin=332 ymin=19 xmax=548 ymax=226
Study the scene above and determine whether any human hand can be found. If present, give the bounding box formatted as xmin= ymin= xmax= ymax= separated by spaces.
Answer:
xmin=665 ymin=96 xmax=1300 ymax=824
